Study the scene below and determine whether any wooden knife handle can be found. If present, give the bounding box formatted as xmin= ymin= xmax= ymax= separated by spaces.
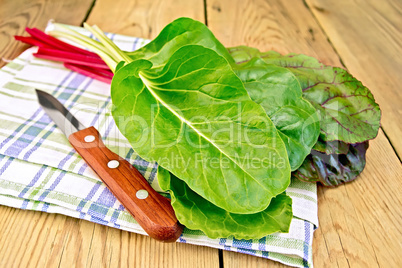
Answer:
xmin=68 ymin=126 xmax=183 ymax=242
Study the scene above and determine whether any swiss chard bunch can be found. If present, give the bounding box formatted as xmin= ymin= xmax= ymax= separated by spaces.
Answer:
xmin=16 ymin=17 xmax=381 ymax=239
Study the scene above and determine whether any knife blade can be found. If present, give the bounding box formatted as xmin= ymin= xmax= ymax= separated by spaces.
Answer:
xmin=35 ymin=89 xmax=183 ymax=242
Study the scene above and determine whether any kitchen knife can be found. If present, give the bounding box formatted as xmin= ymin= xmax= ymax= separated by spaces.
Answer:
xmin=35 ymin=89 xmax=183 ymax=242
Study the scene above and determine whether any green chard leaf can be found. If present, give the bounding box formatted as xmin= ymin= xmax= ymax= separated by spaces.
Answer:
xmin=111 ymin=44 xmax=291 ymax=214
xmin=312 ymin=135 xmax=350 ymax=155
xmin=158 ymin=167 xmax=292 ymax=239
xmin=228 ymin=46 xmax=381 ymax=144
xmin=232 ymin=58 xmax=320 ymax=171
xmin=292 ymin=142 xmax=369 ymax=186
xmin=127 ymin=17 xmax=235 ymax=68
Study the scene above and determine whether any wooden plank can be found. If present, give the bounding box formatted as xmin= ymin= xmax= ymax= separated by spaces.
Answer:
xmin=0 ymin=206 xmax=219 ymax=268
xmin=0 ymin=0 xmax=94 ymax=68
xmin=305 ymin=0 xmax=402 ymax=159
xmin=207 ymin=0 xmax=342 ymax=66
xmin=221 ymin=250 xmax=285 ymax=268
xmin=313 ymin=129 xmax=402 ymax=268
xmin=86 ymin=0 xmax=205 ymax=39
xmin=206 ymin=0 xmax=402 ymax=267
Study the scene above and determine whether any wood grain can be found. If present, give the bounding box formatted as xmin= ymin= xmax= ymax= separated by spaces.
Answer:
xmin=222 ymin=250 xmax=286 ymax=268
xmin=68 ymin=126 xmax=183 ymax=242
xmin=207 ymin=0 xmax=402 ymax=267
xmin=305 ymin=0 xmax=402 ymax=159
xmin=86 ymin=0 xmax=205 ymax=39
xmin=0 ymin=0 xmax=94 ymax=68
xmin=207 ymin=0 xmax=341 ymax=66
xmin=0 ymin=206 xmax=219 ymax=268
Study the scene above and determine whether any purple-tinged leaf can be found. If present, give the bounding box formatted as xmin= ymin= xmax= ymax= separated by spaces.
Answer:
xmin=292 ymin=142 xmax=369 ymax=187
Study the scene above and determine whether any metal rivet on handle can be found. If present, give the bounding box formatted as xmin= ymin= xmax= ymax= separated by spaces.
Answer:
xmin=84 ymin=135 xmax=95 ymax=142
xmin=136 ymin=189 xmax=149 ymax=199
xmin=107 ymin=160 xmax=120 ymax=169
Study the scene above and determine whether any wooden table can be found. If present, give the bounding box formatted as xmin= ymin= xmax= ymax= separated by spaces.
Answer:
xmin=0 ymin=0 xmax=401 ymax=267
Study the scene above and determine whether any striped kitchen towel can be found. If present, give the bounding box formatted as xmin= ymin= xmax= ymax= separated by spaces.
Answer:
xmin=0 ymin=23 xmax=317 ymax=268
